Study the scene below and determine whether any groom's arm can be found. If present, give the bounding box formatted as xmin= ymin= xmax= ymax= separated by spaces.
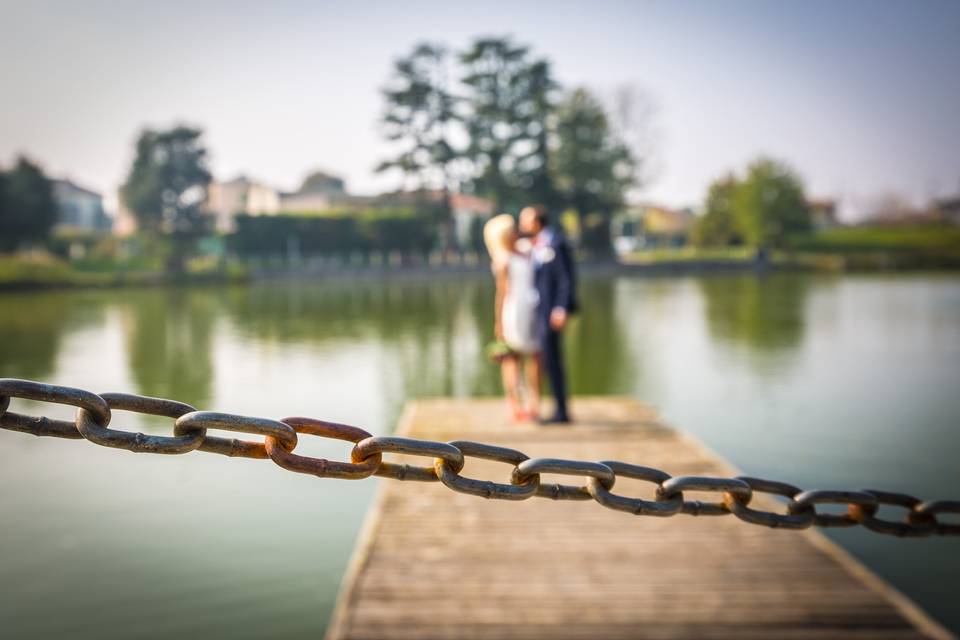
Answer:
xmin=555 ymin=236 xmax=576 ymax=312
xmin=550 ymin=236 xmax=576 ymax=330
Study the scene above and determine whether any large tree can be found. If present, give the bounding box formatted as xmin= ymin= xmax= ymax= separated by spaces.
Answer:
xmin=376 ymin=42 xmax=459 ymax=248
xmin=0 ymin=157 xmax=58 ymax=252
xmin=512 ymin=59 xmax=561 ymax=210
xmin=551 ymin=88 xmax=634 ymax=253
xmin=120 ymin=126 xmax=212 ymax=271
xmin=693 ymin=174 xmax=742 ymax=247
xmin=460 ymin=37 xmax=559 ymax=212
xmin=733 ymin=158 xmax=810 ymax=249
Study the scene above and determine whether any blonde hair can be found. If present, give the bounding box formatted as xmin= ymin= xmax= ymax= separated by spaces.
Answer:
xmin=483 ymin=214 xmax=515 ymax=266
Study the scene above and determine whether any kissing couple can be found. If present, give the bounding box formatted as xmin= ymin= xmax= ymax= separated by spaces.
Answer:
xmin=484 ymin=204 xmax=577 ymax=425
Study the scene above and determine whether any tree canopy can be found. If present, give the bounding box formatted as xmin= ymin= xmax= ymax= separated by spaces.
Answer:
xmin=552 ymin=88 xmax=635 ymax=252
xmin=735 ymin=158 xmax=810 ymax=248
xmin=692 ymin=174 xmax=742 ymax=247
xmin=121 ymin=126 xmax=212 ymax=236
xmin=120 ymin=126 xmax=212 ymax=270
xmin=459 ymin=37 xmax=560 ymax=212
xmin=377 ymin=43 xmax=458 ymax=191
xmin=694 ymin=158 xmax=811 ymax=249
xmin=0 ymin=157 xmax=57 ymax=252
xmin=377 ymin=42 xmax=459 ymax=248
xmin=377 ymin=36 xmax=642 ymax=251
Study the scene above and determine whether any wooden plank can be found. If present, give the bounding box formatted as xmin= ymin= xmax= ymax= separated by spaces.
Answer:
xmin=327 ymin=397 xmax=951 ymax=640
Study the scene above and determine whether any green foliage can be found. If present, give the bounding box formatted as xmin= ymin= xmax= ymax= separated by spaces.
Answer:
xmin=377 ymin=42 xmax=458 ymax=247
xmin=230 ymin=209 xmax=435 ymax=256
xmin=695 ymin=158 xmax=810 ymax=250
xmin=0 ymin=157 xmax=58 ymax=252
xmin=788 ymin=225 xmax=960 ymax=254
xmin=459 ymin=37 xmax=560 ymax=211
xmin=788 ymin=225 xmax=960 ymax=269
xmin=120 ymin=126 xmax=212 ymax=271
xmin=359 ymin=208 xmax=435 ymax=253
xmin=733 ymin=158 xmax=810 ymax=248
xmin=375 ymin=38 xmax=647 ymax=252
xmin=378 ymin=43 xmax=458 ymax=183
xmin=0 ymin=254 xmax=78 ymax=286
xmin=693 ymin=175 xmax=742 ymax=247
xmin=232 ymin=214 xmax=360 ymax=255
xmin=552 ymin=88 xmax=635 ymax=252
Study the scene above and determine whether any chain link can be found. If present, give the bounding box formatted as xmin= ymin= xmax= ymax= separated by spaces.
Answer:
xmin=435 ymin=441 xmax=539 ymax=500
xmin=723 ymin=477 xmax=815 ymax=530
xmin=77 ymin=392 xmax=202 ymax=454
xmin=1 ymin=378 xmax=957 ymax=538
xmin=268 ymin=417 xmax=381 ymax=480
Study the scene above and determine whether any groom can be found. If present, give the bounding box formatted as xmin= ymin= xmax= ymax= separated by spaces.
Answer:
xmin=519 ymin=204 xmax=577 ymax=424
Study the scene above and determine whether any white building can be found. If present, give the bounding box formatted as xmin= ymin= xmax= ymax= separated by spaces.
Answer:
xmin=207 ymin=176 xmax=281 ymax=233
xmin=278 ymin=191 xmax=336 ymax=213
xmin=52 ymin=179 xmax=109 ymax=233
xmin=278 ymin=170 xmax=350 ymax=213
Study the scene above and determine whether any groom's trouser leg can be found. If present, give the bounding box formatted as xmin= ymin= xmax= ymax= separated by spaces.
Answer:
xmin=544 ymin=328 xmax=569 ymax=419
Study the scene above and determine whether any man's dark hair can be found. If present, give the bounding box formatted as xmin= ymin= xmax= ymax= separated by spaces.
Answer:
xmin=529 ymin=204 xmax=550 ymax=228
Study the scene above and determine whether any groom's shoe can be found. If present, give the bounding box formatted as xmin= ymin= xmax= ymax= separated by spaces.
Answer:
xmin=540 ymin=414 xmax=571 ymax=426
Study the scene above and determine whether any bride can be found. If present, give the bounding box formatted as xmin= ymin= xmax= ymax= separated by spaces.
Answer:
xmin=483 ymin=214 xmax=541 ymax=422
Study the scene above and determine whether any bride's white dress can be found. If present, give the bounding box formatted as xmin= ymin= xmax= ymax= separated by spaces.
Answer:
xmin=501 ymin=253 xmax=540 ymax=354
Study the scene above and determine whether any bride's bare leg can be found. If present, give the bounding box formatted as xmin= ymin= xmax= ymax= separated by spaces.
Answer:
xmin=500 ymin=356 xmax=523 ymax=421
xmin=525 ymin=353 xmax=542 ymax=421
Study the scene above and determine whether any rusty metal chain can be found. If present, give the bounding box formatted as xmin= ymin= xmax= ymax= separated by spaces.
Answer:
xmin=2 ymin=378 xmax=958 ymax=537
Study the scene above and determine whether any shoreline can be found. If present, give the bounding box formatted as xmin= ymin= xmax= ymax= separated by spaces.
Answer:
xmin=2 ymin=252 xmax=959 ymax=292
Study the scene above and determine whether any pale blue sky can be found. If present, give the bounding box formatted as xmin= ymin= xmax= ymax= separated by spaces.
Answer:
xmin=1 ymin=0 xmax=958 ymax=219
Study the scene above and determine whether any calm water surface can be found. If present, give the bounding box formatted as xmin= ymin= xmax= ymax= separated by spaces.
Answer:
xmin=1 ymin=273 xmax=958 ymax=637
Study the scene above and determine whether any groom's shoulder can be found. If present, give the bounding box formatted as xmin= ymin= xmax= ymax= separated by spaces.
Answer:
xmin=549 ymin=225 xmax=567 ymax=245
xmin=550 ymin=227 xmax=573 ymax=251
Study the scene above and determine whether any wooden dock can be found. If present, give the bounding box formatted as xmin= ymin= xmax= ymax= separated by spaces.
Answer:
xmin=327 ymin=397 xmax=949 ymax=640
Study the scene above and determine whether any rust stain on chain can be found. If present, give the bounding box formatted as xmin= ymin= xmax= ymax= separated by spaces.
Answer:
xmin=0 ymin=377 xmax=956 ymax=538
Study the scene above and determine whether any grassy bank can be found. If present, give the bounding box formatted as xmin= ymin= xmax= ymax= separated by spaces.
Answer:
xmin=0 ymin=254 xmax=248 ymax=291
xmin=623 ymin=226 xmax=960 ymax=272
xmin=787 ymin=226 xmax=960 ymax=269
xmin=5 ymin=225 xmax=959 ymax=291
xmin=621 ymin=246 xmax=756 ymax=265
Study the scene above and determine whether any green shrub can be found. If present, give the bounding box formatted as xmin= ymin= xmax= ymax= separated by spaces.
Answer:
xmin=789 ymin=226 xmax=960 ymax=254
xmin=230 ymin=208 xmax=438 ymax=256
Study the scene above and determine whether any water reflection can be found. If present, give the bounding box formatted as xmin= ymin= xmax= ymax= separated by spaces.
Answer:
xmin=697 ymin=274 xmax=810 ymax=354
xmin=120 ymin=289 xmax=218 ymax=408
xmin=1 ymin=274 xmax=958 ymax=637
xmin=0 ymin=274 xmax=851 ymax=412
xmin=224 ymin=280 xmax=478 ymax=344
xmin=221 ymin=279 xmax=502 ymax=407
xmin=0 ymin=291 xmax=100 ymax=379
xmin=567 ymin=278 xmax=636 ymax=394
xmin=0 ymin=275 xmax=808 ymax=405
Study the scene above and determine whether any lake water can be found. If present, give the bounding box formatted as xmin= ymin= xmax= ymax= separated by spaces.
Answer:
xmin=1 ymin=272 xmax=958 ymax=637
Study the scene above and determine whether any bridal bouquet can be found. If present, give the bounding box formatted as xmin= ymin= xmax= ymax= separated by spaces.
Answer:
xmin=485 ymin=339 xmax=515 ymax=363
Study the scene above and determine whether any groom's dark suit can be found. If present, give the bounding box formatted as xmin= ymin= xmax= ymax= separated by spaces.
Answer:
xmin=532 ymin=225 xmax=577 ymax=421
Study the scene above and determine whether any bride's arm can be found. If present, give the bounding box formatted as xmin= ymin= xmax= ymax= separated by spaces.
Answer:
xmin=494 ymin=262 xmax=509 ymax=339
